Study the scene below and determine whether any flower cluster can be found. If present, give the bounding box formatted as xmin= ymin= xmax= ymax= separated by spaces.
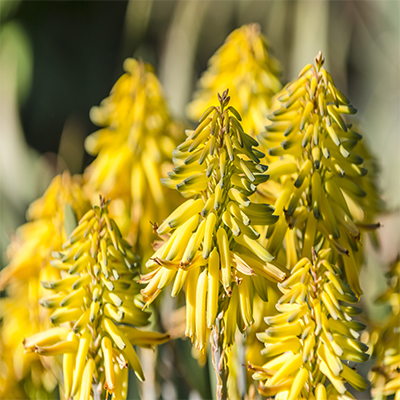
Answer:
xmin=187 ymin=24 xmax=281 ymax=137
xmin=369 ymin=260 xmax=400 ymax=399
xmin=23 ymin=198 xmax=169 ymax=400
xmin=257 ymin=52 xmax=380 ymax=297
xmin=141 ymin=90 xmax=286 ymax=352
xmin=251 ymin=250 xmax=369 ymax=399
xmin=1 ymin=20 xmax=390 ymax=400
xmin=0 ymin=172 xmax=90 ymax=399
xmin=84 ymin=58 xmax=181 ymax=254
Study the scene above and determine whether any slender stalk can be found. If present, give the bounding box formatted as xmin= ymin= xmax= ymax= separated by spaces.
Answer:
xmin=210 ymin=312 xmax=229 ymax=400
xmin=92 ymin=383 xmax=101 ymax=400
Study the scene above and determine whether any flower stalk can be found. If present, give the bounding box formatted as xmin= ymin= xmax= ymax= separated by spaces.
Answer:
xmin=188 ymin=23 xmax=281 ymax=137
xmin=257 ymin=52 xmax=381 ymax=297
xmin=210 ymin=313 xmax=229 ymax=400
xmin=23 ymin=196 xmax=170 ymax=400
xmin=251 ymin=249 xmax=369 ymax=399
xmin=140 ymin=90 xmax=285 ymax=399
xmin=0 ymin=172 xmax=90 ymax=399
xmin=141 ymin=90 xmax=285 ymax=350
xmin=84 ymin=58 xmax=181 ymax=255
xmin=370 ymin=260 xmax=400 ymax=399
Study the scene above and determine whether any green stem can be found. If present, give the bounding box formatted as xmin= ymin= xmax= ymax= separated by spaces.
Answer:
xmin=210 ymin=313 xmax=229 ymax=400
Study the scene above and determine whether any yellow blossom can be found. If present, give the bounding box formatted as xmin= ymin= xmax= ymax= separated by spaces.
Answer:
xmin=23 ymin=198 xmax=170 ymax=400
xmin=84 ymin=58 xmax=182 ymax=255
xmin=369 ymin=260 xmax=400 ymax=400
xmin=0 ymin=172 xmax=90 ymax=399
xmin=257 ymin=52 xmax=380 ymax=297
xmin=250 ymin=250 xmax=369 ymax=399
xmin=141 ymin=90 xmax=286 ymax=353
xmin=187 ymin=24 xmax=281 ymax=137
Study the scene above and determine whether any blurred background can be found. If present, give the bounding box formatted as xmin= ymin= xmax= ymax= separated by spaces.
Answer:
xmin=0 ymin=1 xmax=399 ymax=399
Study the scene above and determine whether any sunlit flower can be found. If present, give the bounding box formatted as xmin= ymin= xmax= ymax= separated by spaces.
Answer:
xmin=23 ymin=198 xmax=170 ymax=400
xmin=84 ymin=58 xmax=182 ymax=255
xmin=187 ymin=24 xmax=281 ymax=137
xmin=257 ymin=52 xmax=380 ymax=297
xmin=369 ymin=260 xmax=400 ymax=400
xmin=140 ymin=91 xmax=286 ymax=353
xmin=0 ymin=172 xmax=90 ymax=399
xmin=250 ymin=249 xmax=369 ymax=399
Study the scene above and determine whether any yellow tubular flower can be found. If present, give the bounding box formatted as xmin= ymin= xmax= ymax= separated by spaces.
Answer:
xmin=258 ymin=52 xmax=380 ymax=297
xmin=23 ymin=198 xmax=170 ymax=400
xmin=350 ymin=138 xmax=383 ymax=249
xmin=250 ymin=250 xmax=369 ymax=399
xmin=187 ymin=24 xmax=281 ymax=137
xmin=369 ymin=260 xmax=400 ymax=400
xmin=84 ymin=58 xmax=181 ymax=254
xmin=0 ymin=172 xmax=90 ymax=399
xmin=140 ymin=90 xmax=287 ymax=352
